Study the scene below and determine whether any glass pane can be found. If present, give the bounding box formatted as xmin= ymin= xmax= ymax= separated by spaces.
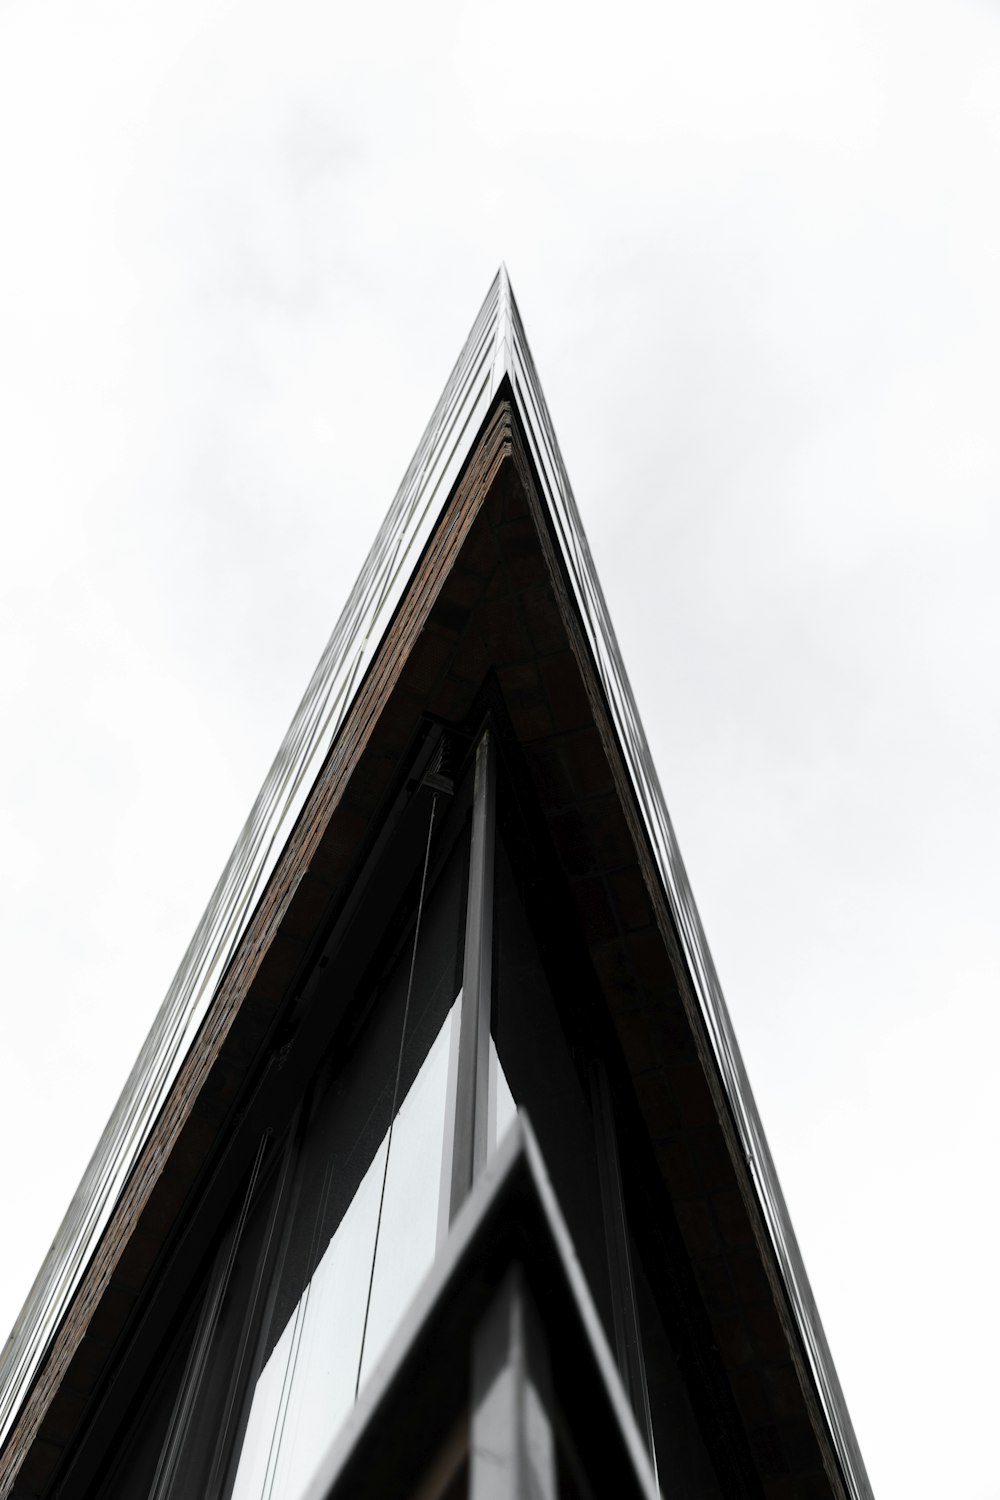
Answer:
xmin=163 ymin=1166 xmax=278 ymax=1499
xmin=359 ymin=1000 xmax=458 ymax=1382
xmin=630 ymin=1243 xmax=723 ymax=1499
xmin=225 ymin=829 xmax=466 ymax=1500
xmin=91 ymin=1290 xmax=204 ymax=1500
xmin=488 ymin=1033 xmax=517 ymax=1154
xmin=229 ymin=1138 xmax=387 ymax=1500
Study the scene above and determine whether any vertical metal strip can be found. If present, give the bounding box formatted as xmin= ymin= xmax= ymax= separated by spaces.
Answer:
xmin=148 ymin=1129 xmax=271 ymax=1500
xmin=470 ymin=1265 xmax=557 ymax=1500
xmin=449 ymin=729 xmax=496 ymax=1220
xmin=591 ymin=1062 xmax=658 ymax=1487
xmin=436 ymin=988 xmax=465 ymax=1249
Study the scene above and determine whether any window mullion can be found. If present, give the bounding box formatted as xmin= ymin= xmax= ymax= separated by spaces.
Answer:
xmin=449 ymin=728 xmax=497 ymax=1221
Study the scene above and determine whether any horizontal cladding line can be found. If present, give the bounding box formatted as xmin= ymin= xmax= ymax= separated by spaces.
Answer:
xmin=0 ymin=281 xmax=508 ymax=1459
xmin=0 ymin=400 xmax=516 ymax=1499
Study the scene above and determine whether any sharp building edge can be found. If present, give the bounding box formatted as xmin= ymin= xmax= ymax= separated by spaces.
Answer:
xmin=0 ymin=271 xmax=872 ymax=1500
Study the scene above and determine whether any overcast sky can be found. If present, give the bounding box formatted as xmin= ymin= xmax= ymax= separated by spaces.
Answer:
xmin=1 ymin=1 xmax=998 ymax=1496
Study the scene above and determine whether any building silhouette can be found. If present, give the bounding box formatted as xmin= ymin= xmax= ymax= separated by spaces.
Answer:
xmin=0 ymin=270 xmax=871 ymax=1500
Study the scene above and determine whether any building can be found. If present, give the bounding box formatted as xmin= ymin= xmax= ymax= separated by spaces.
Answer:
xmin=0 ymin=270 xmax=872 ymax=1500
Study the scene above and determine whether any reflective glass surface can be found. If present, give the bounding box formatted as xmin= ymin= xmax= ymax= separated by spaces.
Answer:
xmin=162 ymin=1166 xmax=279 ymax=1500
xmin=629 ymin=1241 xmax=722 ymax=1500
xmin=225 ymin=833 xmax=466 ymax=1500
xmin=359 ymin=1003 xmax=457 ymax=1384
xmin=488 ymin=1035 xmax=517 ymax=1156
xmin=91 ymin=1291 xmax=203 ymax=1500
xmin=228 ymin=1143 xmax=384 ymax=1500
xmin=230 ymin=1004 xmax=457 ymax=1500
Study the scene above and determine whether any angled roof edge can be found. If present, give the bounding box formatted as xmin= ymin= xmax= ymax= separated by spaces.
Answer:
xmin=502 ymin=274 xmax=870 ymax=1500
xmin=0 ymin=271 xmax=871 ymax=1500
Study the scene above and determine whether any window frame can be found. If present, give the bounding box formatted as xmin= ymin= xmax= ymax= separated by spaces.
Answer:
xmin=63 ymin=718 xmax=662 ymax=1500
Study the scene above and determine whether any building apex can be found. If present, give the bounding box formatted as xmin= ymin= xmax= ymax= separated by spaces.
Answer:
xmin=0 ymin=276 xmax=872 ymax=1500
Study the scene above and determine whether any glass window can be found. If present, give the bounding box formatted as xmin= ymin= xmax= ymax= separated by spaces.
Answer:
xmin=160 ymin=1161 xmax=280 ymax=1500
xmin=224 ymin=828 xmax=466 ymax=1500
xmin=629 ymin=1240 xmax=723 ymax=1500
xmin=90 ymin=1290 xmax=204 ymax=1500
xmin=359 ymin=997 xmax=458 ymax=1383
xmin=488 ymin=1033 xmax=517 ymax=1154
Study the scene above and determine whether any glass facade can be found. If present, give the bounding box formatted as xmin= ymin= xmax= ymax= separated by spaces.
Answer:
xmin=230 ymin=998 xmax=459 ymax=1500
xmin=196 ymin=803 xmax=468 ymax=1500
xmin=77 ymin=727 xmax=711 ymax=1500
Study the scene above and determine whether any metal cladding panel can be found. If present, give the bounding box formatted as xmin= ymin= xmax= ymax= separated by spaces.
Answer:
xmin=0 ymin=274 xmax=501 ymax=1451
xmin=0 ymin=270 xmax=871 ymax=1500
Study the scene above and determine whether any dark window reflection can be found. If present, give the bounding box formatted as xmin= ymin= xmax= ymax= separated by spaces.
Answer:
xmin=163 ymin=1167 xmax=279 ymax=1499
xmin=225 ymin=832 xmax=466 ymax=1500
xmin=89 ymin=1290 xmax=204 ymax=1500
xmin=630 ymin=1239 xmax=723 ymax=1500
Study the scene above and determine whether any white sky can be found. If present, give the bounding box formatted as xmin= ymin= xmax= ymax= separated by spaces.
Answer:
xmin=1 ymin=2 xmax=998 ymax=1496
